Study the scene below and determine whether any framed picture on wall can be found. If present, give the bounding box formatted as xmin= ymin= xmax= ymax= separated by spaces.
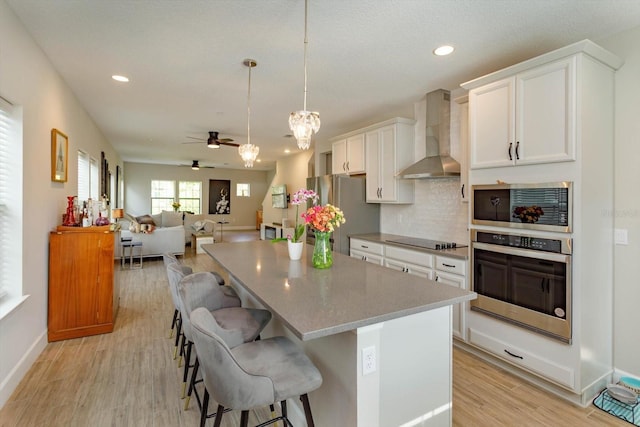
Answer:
xmin=209 ymin=179 xmax=231 ymax=214
xmin=51 ymin=128 xmax=68 ymax=182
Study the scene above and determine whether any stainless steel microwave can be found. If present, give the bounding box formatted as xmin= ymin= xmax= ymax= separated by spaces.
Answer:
xmin=471 ymin=182 xmax=572 ymax=233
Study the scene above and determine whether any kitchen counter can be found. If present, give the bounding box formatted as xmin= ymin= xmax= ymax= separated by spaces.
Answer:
xmin=203 ymin=241 xmax=475 ymax=426
xmin=351 ymin=232 xmax=469 ymax=259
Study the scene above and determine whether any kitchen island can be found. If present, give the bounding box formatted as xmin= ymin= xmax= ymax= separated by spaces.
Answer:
xmin=203 ymin=241 xmax=475 ymax=427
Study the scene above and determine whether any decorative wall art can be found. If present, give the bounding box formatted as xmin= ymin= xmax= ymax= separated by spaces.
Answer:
xmin=51 ymin=128 xmax=68 ymax=182
xmin=209 ymin=179 xmax=231 ymax=214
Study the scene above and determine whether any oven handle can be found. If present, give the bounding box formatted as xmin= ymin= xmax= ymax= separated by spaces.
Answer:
xmin=471 ymin=241 xmax=571 ymax=263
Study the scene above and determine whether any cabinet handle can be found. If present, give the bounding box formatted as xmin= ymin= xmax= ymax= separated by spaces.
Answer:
xmin=346 ymin=161 xmax=350 ymax=171
xmin=435 ymin=275 xmax=439 ymax=281
xmin=515 ymin=141 xmax=520 ymax=160
xmin=461 ymin=184 xmax=465 ymax=198
xmin=504 ymin=349 xmax=524 ymax=360
xmin=343 ymin=162 xmax=346 ymax=172
xmin=362 ymin=245 xmax=369 ymax=248
xmin=442 ymin=263 xmax=455 ymax=268
xmin=379 ymin=188 xmax=383 ymax=198
xmin=508 ymin=142 xmax=513 ymax=160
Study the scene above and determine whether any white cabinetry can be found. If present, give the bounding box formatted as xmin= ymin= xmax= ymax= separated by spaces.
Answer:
xmin=384 ymin=245 xmax=434 ymax=279
xmin=434 ymin=256 xmax=467 ymax=340
xmin=332 ymin=133 xmax=365 ymax=175
xmin=350 ymin=238 xmax=384 ymax=265
xmin=468 ymin=56 xmax=576 ymax=169
xmin=365 ymin=119 xmax=415 ymax=203
xmin=453 ymin=95 xmax=469 ymax=202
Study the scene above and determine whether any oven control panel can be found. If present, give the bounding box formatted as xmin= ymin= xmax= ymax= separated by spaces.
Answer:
xmin=475 ymin=231 xmax=567 ymax=254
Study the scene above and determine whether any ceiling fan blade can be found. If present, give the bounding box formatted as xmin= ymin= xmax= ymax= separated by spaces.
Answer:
xmin=186 ymin=136 xmax=205 ymax=141
xmin=218 ymin=138 xmax=234 ymax=143
xmin=220 ymin=141 xmax=240 ymax=147
xmin=181 ymin=141 xmax=203 ymax=144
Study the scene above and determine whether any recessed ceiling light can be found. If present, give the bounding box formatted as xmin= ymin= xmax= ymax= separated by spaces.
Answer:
xmin=433 ymin=45 xmax=454 ymax=56
xmin=256 ymin=159 xmax=262 ymax=163
xmin=112 ymin=75 xmax=129 ymax=82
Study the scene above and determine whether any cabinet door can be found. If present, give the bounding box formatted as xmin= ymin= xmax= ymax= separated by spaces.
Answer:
xmin=516 ymin=56 xmax=576 ymax=165
xmin=469 ymin=77 xmax=515 ymax=169
xmin=351 ymin=249 xmax=384 ymax=265
xmin=346 ymin=134 xmax=365 ymax=174
xmin=378 ymin=126 xmax=398 ymax=202
xmin=435 ymin=270 xmax=466 ymax=340
xmin=406 ymin=263 xmax=434 ymax=280
xmin=365 ymin=130 xmax=381 ymax=201
xmin=332 ymin=139 xmax=348 ymax=174
xmin=95 ymin=233 xmax=115 ymax=325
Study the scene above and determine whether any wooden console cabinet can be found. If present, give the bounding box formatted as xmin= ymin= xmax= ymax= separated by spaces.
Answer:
xmin=48 ymin=226 xmax=118 ymax=341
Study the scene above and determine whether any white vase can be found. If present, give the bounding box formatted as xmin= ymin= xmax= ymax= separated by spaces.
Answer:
xmin=287 ymin=241 xmax=304 ymax=261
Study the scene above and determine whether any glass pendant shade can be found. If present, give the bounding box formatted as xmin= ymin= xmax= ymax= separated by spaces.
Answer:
xmin=240 ymin=59 xmax=259 ymax=168
xmin=238 ymin=143 xmax=259 ymax=168
xmin=289 ymin=110 xmax=320 ymax=150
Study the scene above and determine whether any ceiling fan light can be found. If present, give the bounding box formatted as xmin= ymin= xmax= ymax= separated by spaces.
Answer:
xmin=191 ymin=160 xmax=200 ymax=170
xmin=207 ymin=140 xmax=220 ymax=148
xmin=238 ymin=143 xmax=259 ymax=168
xmin=289 ymin=110 xmax=320 ymax=150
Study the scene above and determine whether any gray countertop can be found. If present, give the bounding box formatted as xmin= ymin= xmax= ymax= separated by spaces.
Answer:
xmin=350 ymin=233 xmax=469 ymax=259
xmin=203 ymin=241 xmax=476 ymax=341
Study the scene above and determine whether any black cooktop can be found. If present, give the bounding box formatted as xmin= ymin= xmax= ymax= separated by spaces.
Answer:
xmin=386 ymin=237 xmax=467 ymax=251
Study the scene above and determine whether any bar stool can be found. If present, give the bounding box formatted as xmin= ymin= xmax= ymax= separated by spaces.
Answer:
xmin=177 ymin=271 xmax=271 ymax=410
xmin=163 ymin=253 xmax=193 ymax=340
xmin=190 ymin=307 xmax=323 ymax=427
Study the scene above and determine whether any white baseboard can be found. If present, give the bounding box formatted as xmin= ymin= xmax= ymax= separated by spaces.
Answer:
xmin=0 ymin=329 xmax=48 ymax=408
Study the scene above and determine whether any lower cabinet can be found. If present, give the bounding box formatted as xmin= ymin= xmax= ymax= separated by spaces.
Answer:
xmin=384 ymin=245 xmax=434 ymax=279
xmin=434 ymin=255 xmax=467 ymax=340
xmin=350 ymin=238 xmax=384 ymax=265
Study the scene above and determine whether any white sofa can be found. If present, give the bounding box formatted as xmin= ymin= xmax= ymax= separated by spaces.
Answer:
xmin=116 ymin=226 xmax=185 ymax=259
xmin=116 ymin=210 xmax=217 ymax=259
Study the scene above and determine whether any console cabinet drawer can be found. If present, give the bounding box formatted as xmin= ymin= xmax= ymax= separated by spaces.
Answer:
xmin=435 ymin=256 xmax=466 ymax=276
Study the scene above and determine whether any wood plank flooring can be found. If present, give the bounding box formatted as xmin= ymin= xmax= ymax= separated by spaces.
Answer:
xmin=0 ymin=231 xmax=628 ymax=426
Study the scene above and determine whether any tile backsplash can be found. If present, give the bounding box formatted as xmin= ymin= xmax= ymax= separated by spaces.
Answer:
xmin=380 ymin=178 xmax=469 ymax=244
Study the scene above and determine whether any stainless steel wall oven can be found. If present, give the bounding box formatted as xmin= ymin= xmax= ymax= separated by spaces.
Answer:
xmin=470 ymin=230 xmax=572 ymax=343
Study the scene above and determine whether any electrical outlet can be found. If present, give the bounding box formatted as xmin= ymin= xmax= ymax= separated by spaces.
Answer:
xmin=362 ymin=346 xmax=376 ymax=375
xmin=615 ymin=228 xmax=629 ymax=245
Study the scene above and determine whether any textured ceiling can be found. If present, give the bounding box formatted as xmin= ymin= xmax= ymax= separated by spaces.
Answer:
xmin=6 ymin=0 xmax=640 ymax=170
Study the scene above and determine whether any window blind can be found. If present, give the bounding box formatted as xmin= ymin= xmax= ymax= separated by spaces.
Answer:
xmin=0 ymin=97 xmax=18 ymax=300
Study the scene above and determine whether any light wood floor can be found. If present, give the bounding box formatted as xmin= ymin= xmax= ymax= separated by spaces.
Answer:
xmin=0 ymin=230 xmax=627 ymax=426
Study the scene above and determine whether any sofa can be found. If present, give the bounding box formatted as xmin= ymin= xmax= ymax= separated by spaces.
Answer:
xmin=116 ymin=210 xmax=217 ymax=259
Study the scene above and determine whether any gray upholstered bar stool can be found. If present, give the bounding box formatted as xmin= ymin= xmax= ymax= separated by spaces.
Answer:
xmin=190 ymin=307 xmax=323 ymax=427
xmin=163 ymin=253 xmax=193 ymax=339
xmin=174 ymin=268 xmax=272 ymax=408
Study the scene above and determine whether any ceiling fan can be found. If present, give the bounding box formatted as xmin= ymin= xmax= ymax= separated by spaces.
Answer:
xmin=183 ymin=131 xmax=239 ymax=148
xmin=179 ymin=160 xmax=216 ymax=170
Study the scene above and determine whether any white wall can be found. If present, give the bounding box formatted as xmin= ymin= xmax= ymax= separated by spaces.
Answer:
xmin=123 ymin=162 xmax=268 ymax=228
xmin=599 ymin=27 xmax=640 ymax=377
xmin=0 ymin=0 xmax=121 ymax=406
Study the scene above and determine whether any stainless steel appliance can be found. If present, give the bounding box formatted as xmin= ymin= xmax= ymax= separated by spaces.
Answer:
xmin=306 ymin=175 xmax=380 ymax=255
xmin=471 ymin=182 xmax=572 ymax=233
xmin=470 ymin=229 xmax=572 ymax=343
xmin=386 ymin=237 xmax=466 ymax=251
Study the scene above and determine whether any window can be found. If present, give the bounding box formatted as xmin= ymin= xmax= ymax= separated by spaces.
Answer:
xmin=0 ymin=96 xmax=24 ymax=315
xmin=77 ymin=150 xmax=99 ymax=202
xmin=151 ymin=180 xmax=175 ymax=214
xmin=236 ymin=183 xmax=250 ymax=197
xmin=178 ymin=181 xmax=201 ymax=214
xmin=151 ymin=180 xmax=202 ymax=214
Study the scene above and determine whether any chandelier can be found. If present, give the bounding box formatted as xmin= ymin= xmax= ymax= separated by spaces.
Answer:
xmin=239 ymin=59 xmax=259 ymax=167
xmin=289 ymin=0 xmax=320 ymax=150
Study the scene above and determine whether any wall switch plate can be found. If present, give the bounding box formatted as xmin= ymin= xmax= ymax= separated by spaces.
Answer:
xmin=362 ymin=346 xmax=376 ymax=375
xmin=615 ymin=229 xmax=629 ymax=245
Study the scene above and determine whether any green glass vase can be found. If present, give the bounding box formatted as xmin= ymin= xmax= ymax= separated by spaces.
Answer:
xmin=312 ymin=231 xmax=333 ymax=269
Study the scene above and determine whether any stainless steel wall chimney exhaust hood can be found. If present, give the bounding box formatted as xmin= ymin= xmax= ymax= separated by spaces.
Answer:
xmin=398 ymin=89 xmax=460 ymax=179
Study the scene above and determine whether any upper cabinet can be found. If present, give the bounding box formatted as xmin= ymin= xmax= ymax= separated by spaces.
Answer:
xmin=467 ymin=56 xmax=576 ymax=169
xmin=365 ymin=119 xmax=415 ymax=203
xmin=332 ymin=133 xmax=365 ymax=175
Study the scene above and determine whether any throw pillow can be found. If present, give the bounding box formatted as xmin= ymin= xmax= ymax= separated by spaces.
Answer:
xmin=151 ymin=213 xmax=162 ymax=227
xmin=136 ymin=214 xmax=156 ymax=225
xmin=192 ymin=220 xmax=205 ymax=232
xmin=161 ymin=210 xmax=183 ymax=227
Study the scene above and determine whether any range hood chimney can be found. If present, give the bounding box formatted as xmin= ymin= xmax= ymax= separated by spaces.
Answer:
xmin=398 ymin=89 xmax=460 ymax=179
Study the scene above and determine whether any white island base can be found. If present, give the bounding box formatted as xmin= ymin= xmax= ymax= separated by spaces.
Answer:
xmin=234 ymin=280 xmax=453 ymax=427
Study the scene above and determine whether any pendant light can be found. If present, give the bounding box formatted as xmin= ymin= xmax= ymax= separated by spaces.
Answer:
xmin=289 ymin=0 xmax=320 ymax=150
xmin=238 ymin=59 xmax=260 ymax=168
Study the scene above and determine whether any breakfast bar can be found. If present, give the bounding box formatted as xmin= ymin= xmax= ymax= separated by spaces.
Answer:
xmin=203 ymin=241 xmax=476 ymax=427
